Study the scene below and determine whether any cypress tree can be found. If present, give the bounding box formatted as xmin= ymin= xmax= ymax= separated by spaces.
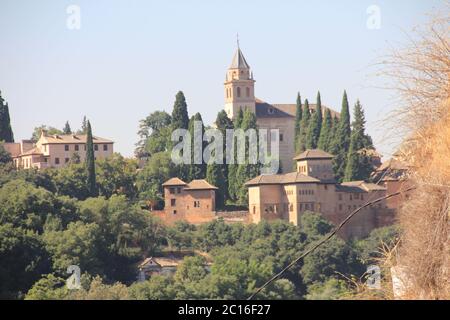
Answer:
xmin=188 ymin=113 xmax=206 ymax=180
xmin=318 ymin=108 xmax=332 ymax=151
xmin=294 ymin=92 xmax=302 ymax=153
xmin=344 ymin=100 xmax=373 ymax=181
xmin=297 ymin=99 xmax=311 ymax=152
xmin=236 ymin=109 xmax=259 ymax=205
xmin=81 ymin=116 xmax=88 ymax=134
xmin=85 ymin=120 xmax=97 ymax=197
xmin=228 ymin=108 xmax=244 ymax=201
xmin=206 ymin=162 xmax=226 ymax=209
xmin=63 ymin=121 xmax=72 ymax=134
xmin=331 ymin=90 xmax=351 ymax=182
xmin=0 ymin=92 xmax=14 ymax=142
xmin=171 ymin=91 xmax=189 ymax=130
xmin=306 ymin=91 xmax=323 ymax=149
xmin=215 ymin=110 xmax=234 ymax=202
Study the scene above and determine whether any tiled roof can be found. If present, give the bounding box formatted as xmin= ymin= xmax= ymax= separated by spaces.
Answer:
xmin=20 ymin=147 xmax=43 ymax=156
xmin=41 ymin=134 xmax=113 ymax=144
xmin=162 ymin=177 xmax=187 ymax=186
xmin=245 ymin=172 xmax=320 ymax=186
xmin=255 ymin=99 xmax=339 ymax=119
xmin=293 ymin=149 xmax=334 ymax=160
xmin=340 ymin=181 xmax=386 ymax=192
xmin=185 ymin=179 xmax=218 ymax=190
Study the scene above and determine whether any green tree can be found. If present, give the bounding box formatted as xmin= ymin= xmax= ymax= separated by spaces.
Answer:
xmin=330 ymin=91 xmax=351 ymax=182
xmin=129 ymin=275 xmax=175 ymax=300
xmin=188 ymin=112 xmax=206 ymax=180
xmin=294 ymin=92 xmax=303 ymax=153
xmin=206 ymin=161 xmax=226 ymax=209
xmin=228 ymin=108 xmax=244 ymax=201
xmin=306 ymin=91 xmax=322 ymax=149
xmin=85 ymin=121 xmax=97 ymax=197
xmin=0 ymin=142 xmax=12 ymax=164
xmin=31 ymin=125 xmax=63 ymax=142
xmin=214 ymin=110 xmax=234 ymax=202
xmin=297 ymin=99 xmax=311 ymax=152
xmin=171 ymin=91 xmax=189 ymax=131
xmin=136 ymin=151 xmax=175 ymax=205
xmin=24 ymin=274 xmax=68 ymax=300
xmin=96 ymin=154 xmax=138 ymax=199
xmin=63 ymin=121 xmax=72 ymax=134
xmin=235 ymin=109 xmax=259 ymax=205
xmin=0 ymin=224 xmax=51 ymax=299
xmin=344 ymin=100 xmax=374 ymax=181
xmin=0 ymin=91 xmax=14 ymax=142
xmin=135 ymin=111 xmax=172 ymax=157
xmin=318 ymin=108 xmax=332 ymax=151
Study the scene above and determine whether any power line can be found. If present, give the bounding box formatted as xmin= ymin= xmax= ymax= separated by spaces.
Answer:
xmin=247 ymin=185 xmax=416 ymax=300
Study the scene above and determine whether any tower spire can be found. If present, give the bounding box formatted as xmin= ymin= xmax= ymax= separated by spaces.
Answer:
xmin=236 ymin=33 xmax=240 ymax=49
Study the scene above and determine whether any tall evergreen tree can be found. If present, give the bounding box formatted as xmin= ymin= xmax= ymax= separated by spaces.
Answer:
xmin=235 ymin=109 xmax=259 ymax=205
xmin=171 ymin=91 xmax=189 ymax=130
xmin=228 ymin=108 xmax=244 ymax=201
xmin=344 ymin=100 xmax=374 ymax=181
xmin=63 ymin=121 xmax=72 ymax=135
xmin=330 ymin=90 xmax=351 ymax=182
xmin=171 ymin=91 xmax=190 ymax=180
xmin=215 ymin=110 xmax=234 ymax=203
xmin=188 ymin=113 xmax=206 ymax=180
xmin=297 ymin=99 xmax=311 ymax=153
xmin=306 ymin=91 xmax=323 ymax=149
xmin=294 ymin=92 xmax=302 ymax=153
xmin=85 ymin=121 xmax=97 ymax=196
xmin=0 ymin=92 xmax=14 ymax=142
xmin=206 ymin=162 xmax=226 ymax=209
xmin=81 ymin=116 xmax=88 ymax=134
xmin=318 ymin=108 xmax=332 ymax=151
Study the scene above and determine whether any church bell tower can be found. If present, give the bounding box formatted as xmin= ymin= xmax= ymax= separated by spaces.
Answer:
xmin=224 ymin=42 xmax=256 ymax=120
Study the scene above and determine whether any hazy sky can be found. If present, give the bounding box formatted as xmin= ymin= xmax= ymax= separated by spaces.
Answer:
xmin=0 ymin=0 xmax=444 ymax=157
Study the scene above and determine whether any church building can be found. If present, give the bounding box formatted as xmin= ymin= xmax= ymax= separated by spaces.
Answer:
xmin=224 ymin=45 xmax=339 ymax=172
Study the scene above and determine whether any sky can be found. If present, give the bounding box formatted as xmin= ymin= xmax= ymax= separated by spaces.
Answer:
xmin=0 ymin=0 xmax=445 ymax=158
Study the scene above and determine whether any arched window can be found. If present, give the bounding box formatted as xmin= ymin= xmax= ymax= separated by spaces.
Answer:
xmin=246 ymin=87 xmax=250 ymax=97
xmin=237 ymin=87 xmax=241 ymax=97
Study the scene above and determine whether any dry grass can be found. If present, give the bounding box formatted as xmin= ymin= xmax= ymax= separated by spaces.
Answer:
xmin=379 ymin=2 xmax=450 ymax=300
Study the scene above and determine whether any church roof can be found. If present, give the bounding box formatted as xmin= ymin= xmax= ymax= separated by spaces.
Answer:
xmin=255 ymin=99 xmax=340 ymax=119
xmin=230 ymin=48 xmax=250 ymax=69
xmin=293 ymin=149 xmax=334 ymax=160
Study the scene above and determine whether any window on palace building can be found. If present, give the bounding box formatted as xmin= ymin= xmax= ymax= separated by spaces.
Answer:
xmin=246 ymin=87 xmax=250 ymax=97
xmin=75 ymin=145 xmax=79 ymax=151
xmin=65 ymin=145 xmax=69 ymax=151
xmin=103 ymin=144 xmax=108 ymax=151
xmin=355 ymin=193 xmax=359 ymax=200
xmin=350 ymin=194 xmax=353 ymax=201
xmin=177 ymin=187 xmax=181 ymax=194
xmin=194 ymin=201 xmax=200 ymax=208
xmin=237 ymin=87 xmax=241 ymax=97
xmin=169 ymin=188 xmax=175 ymax=194
xmin=65 ymin=158 xmax=69 ymax=163
xmin=55 ymin=157 xmax=60 ymax=165
xmin=253 ymin=206 xmax=256 ymax=214
xmin=338 ymin=194 xmax=343 ymax=201
xmin=170 ymin=199 xmax=176 ymax=206
xmin=173 ymin=210 xmax=177 ymax=214
xmin=280 ymin=133 xmax=283 ymax=141
xmin=339 ymin=204 xmax=343 ymax=211
xmin=289 ymin=203 xmax=293 ymax=212
xmin=94 ymin=144 xmax=98 ymax=151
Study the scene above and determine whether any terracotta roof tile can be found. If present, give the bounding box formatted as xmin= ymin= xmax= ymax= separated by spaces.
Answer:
xmin=293 ymin=149 xmax=334 ymax=160
xmin=185 ymin=179 xmax=218 ymax=190
xmin=162 ymin=177 xmax=187 ymax=186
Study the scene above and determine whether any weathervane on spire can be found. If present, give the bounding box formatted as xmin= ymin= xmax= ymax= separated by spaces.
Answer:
xmin=236 ymin=33 xmax=240 ymax=49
